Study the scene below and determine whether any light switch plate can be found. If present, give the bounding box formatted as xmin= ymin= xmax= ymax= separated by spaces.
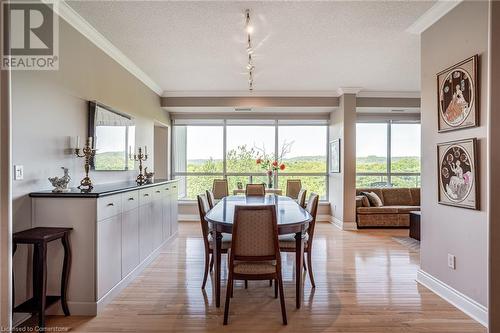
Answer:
xmin=448 ymin=254 xmax=456 ymax=270
xmin=14 ymin=165 xmax=23 ymax=180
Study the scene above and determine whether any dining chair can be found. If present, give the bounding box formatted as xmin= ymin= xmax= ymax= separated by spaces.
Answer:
xmin=245 ymin=183 xmax=265 ymax=196
xmin=212 ymin=179 xmax=229 ymax=199
xmin=278 ymin=193 xmax=319 ymax=288
xmin=206 ymin=190 xmax=216 ymax=209
xmin=224 ymin=205 xmax=287 ymax=325
xmin=197 ymin=194 xmax=231 ymax=289
xmin=296 ymin=188 xmax=307 ymax=208
xmin=286 ymin=179 xmax=302 ymax=199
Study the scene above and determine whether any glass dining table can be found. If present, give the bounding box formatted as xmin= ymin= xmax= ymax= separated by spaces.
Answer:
xmin=204 ymin=195 xmax=312 ymax=309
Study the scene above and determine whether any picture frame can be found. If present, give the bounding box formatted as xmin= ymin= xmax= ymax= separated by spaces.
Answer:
xmin=437 ymin=138 xmax=478 ymax=210
xmin=329 ymin=138 xmax=341 ymax=173
xmin=437 ymin=55 xmax=479 ymax=132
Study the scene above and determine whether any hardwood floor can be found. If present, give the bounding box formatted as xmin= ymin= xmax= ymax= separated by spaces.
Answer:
xmin=40 ymin=222 xmax=485 ymax=332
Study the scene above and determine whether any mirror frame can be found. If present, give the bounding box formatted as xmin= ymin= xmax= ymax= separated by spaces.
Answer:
xmin=88 ymin=101 xmax=134 ymax=170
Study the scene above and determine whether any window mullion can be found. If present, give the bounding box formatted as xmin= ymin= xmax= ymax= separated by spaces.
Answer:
xmin=223 ymin=119 xmax=227 ymax=179
xmin=387 ymin=121 xmax=391 ymax=186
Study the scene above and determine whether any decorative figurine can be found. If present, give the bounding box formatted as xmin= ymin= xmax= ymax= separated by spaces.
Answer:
xmin=144 ymin=167 xmax=155 ymax=184
xmin=48 ymin=167 xmax=71 ymax=193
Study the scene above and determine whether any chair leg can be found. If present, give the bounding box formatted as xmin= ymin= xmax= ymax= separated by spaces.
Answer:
xmin=307 ymin=251 xmax=316 ymax=288
xmin=277 ymin=272 xmax=287 ymax=325
xmin=202 ymin=251 xmax=210 ymax=289
xmin=274 ymin=278 xmax=278 ymax=298
xmin=245 ymin=280 xmax=248 ymax=289
xmin=269 ymin=279 xmax=273 ymax=287
xmin=303 ymin=253 xmax=307 ymax=272
xmin=209 ymin=254 xmax=214 ymax=272
xmin=223 ymin=274 xmax=233 ymax=325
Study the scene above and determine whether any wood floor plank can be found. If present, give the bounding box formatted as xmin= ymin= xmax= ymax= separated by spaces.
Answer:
xmin=30 ymin=222 xmax=485 ymax=332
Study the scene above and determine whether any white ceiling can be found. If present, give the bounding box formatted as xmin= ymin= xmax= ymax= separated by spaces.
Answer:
xmin=67 ymin=1 xmax=435 ymax=95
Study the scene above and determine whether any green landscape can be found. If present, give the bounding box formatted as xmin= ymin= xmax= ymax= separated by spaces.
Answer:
xmin=179 ymin=145 xmax=420 ymax=199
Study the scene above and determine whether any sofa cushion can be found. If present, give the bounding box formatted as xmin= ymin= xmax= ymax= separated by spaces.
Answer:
xmin=357 ymin=188 xmax=385 ymax=204
xmin=389 ymin=206 xmax=420 ymax=214
xmin=410 ymin=188 xmax=421 ymax=206
xmin=361 ymin=192 xmax=384 ymax=207
xmin=357 ymin=207 xmax=399 ymax=214
xmin=356 ymin=195 xmax=370 ymax=207
xmin=382 ymin=188 xmax=413 ymax=206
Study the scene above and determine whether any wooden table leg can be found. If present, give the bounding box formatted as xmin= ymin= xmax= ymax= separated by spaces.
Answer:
xmin=295 ymin=231 xmax=304 ymax=309
xmin=61 ymin=233 xmax=72 ymax=316
xmin=214 ymin=231 xmax=222 ymax=308
xmin=34 ymin=242 xmax=48 ymax=328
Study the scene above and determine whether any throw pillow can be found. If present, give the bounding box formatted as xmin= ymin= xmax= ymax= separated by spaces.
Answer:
xmin=362 ymin=191 xmax=383 ymax=207
xmin=356 ymin=195 xmax=370 ymax=207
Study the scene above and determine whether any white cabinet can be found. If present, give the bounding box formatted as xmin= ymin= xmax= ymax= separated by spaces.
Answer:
xmin=162 ymin=186 xmax=172 ymax=241
xmin=122 ymin=208 xmax=139 ymax=277
xmin=170 ymin=184 xmax=179 ymax=235
xmin=97 ymin=214 xmax=122 ymax=299
xmin=31 ymin=179 xmax=179 ymax=315
xmin=152 ymin=189 xmax=164 ymax=249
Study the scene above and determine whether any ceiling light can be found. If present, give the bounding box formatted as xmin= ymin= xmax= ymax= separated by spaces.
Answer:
xmin=244 ymin=9 xmax=255 ymax=91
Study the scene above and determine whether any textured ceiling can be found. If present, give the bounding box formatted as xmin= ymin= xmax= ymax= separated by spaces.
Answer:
xmin=67 ymin=1 xmax=434 ymax=94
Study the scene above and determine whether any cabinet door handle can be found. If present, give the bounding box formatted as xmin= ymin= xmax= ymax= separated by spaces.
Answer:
xmin=107 ymin=203 xmax=114 ymax=207
xmin=173 ymin=186 xmax=177 ymax=189
xmin=144 ymin=193 xmax=149 ymax=197
xmin=128 ymin=197 xmax=135 ymax=201
xmin=165 ymin=188 xmax=170 ymax=190
xmin=156 ymin=190 xmax=161 ymax=193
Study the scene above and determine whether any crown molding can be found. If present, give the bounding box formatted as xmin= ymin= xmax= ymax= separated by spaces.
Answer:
xmin=162 ymin=90 xmax=339 ymax=97
xmin=49 ymin=0 xmax=162 ymax=95
xmin=336 ymin=87 xmax=363 ymax=96
xmin=406 ymin=0 xmax=463 ymax=34
xmin=357 ymin=90 xmax=421 ymax=98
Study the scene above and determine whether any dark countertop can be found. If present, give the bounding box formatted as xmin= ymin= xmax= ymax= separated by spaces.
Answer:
xmin=29 ymin=179 xmax=179 ymax=198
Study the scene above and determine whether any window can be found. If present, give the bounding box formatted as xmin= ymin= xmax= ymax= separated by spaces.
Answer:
xmin=173 ymin=120 xmax=329 ymax=200
xmin=356 ymin=121 xmax=420 ymax=188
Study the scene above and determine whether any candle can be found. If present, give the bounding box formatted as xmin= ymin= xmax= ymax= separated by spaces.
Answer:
xmin=87 ymin=136 xmax=93 ymax=147
xmin=145 ymin=145 xmax=148 ymax=155
xmin=75 ymin=136 xmax=80 ymax=149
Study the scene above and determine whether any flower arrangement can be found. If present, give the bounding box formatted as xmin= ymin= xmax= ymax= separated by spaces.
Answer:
xmin=254 ymin=142 xmax=292 ymax=188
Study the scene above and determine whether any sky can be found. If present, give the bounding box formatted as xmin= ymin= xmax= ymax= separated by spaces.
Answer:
xmin=356 ymin=123 xmax=421 ymax=157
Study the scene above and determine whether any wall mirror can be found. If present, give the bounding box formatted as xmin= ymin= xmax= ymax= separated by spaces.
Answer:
xmin=88 ymin=101 xmax=135 ymax=171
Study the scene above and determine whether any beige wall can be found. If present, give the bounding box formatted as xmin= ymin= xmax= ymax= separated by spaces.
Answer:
xmin=154 ymin=126 xmax=169 ymax=179
xmin=420 ymin=1 xmax=489 ymax=306
xmin=489 ymin=1 xmax=500 ymax=330
xmin=11 ymin=18 xmax=169 ymax=305
xmin=328 ymin=94 xmax=356 ymax=229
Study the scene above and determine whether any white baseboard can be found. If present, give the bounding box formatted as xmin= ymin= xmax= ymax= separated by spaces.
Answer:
xmin=46 ymin=233 xmax=178 ymax=316
xmin=330 ymin=216 xmax=357 ymax=231
xmin=12 ymin=313 xmax=31 ymax=327
xmin=416 ymin=269 xmax=488 ymax=327
xmin=317 ymin=214 xmax=331 ymax=223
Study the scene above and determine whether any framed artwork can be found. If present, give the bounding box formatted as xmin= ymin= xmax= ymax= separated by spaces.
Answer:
xmin=437 ymin=138 xmax=478 ymax=210
xmin=329 ymin=139 xmax=340 ymax=173
xmin=437 ymin=55 xmax=478 ymax=132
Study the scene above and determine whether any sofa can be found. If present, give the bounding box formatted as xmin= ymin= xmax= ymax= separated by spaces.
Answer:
xmin=355 ymin=188 xmax=420 ymax=228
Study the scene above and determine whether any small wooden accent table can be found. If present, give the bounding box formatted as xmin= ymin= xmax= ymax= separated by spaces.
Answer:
xmin=409 ymin=211 xmax=421 ymax=241
xmin=13 ymin=227 xmax=73 ymax=328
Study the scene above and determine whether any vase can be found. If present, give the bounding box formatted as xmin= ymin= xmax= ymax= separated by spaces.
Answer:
xmin=267 ymin=174 xmax=273 ymax=189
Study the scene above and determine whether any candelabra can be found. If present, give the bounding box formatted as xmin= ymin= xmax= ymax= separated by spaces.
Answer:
xmin=129 ymin=146 xmax=148 ymax=184
xmin=74 ymin=137 xmax=97 ymax=191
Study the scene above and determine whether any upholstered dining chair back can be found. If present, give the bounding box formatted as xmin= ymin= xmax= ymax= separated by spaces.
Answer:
xmin=232 ymin=205 xmax=279 ymax=258
xmin=286 ymin=179 xmax=302 ymax=199
xmin=197 ymin=194 xmax=211 ymax=248
xmin=245 ymin=183 xmax=266 ymax=196
xmin=206 ymin=190 xmax=216 ymax=209
xmin=297 ymin=189 xmax=307 ymax=208
xmin=305 ymin=193 xmax=320 ymax=246
xmin=212 ymin=179 xmax=229 ymax=199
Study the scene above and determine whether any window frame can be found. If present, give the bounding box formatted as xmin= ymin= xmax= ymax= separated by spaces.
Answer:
xmin=355 ymin=120 xmax=421 ymax=188
xmin=172 ymin=120 xmax=329 ymax=201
